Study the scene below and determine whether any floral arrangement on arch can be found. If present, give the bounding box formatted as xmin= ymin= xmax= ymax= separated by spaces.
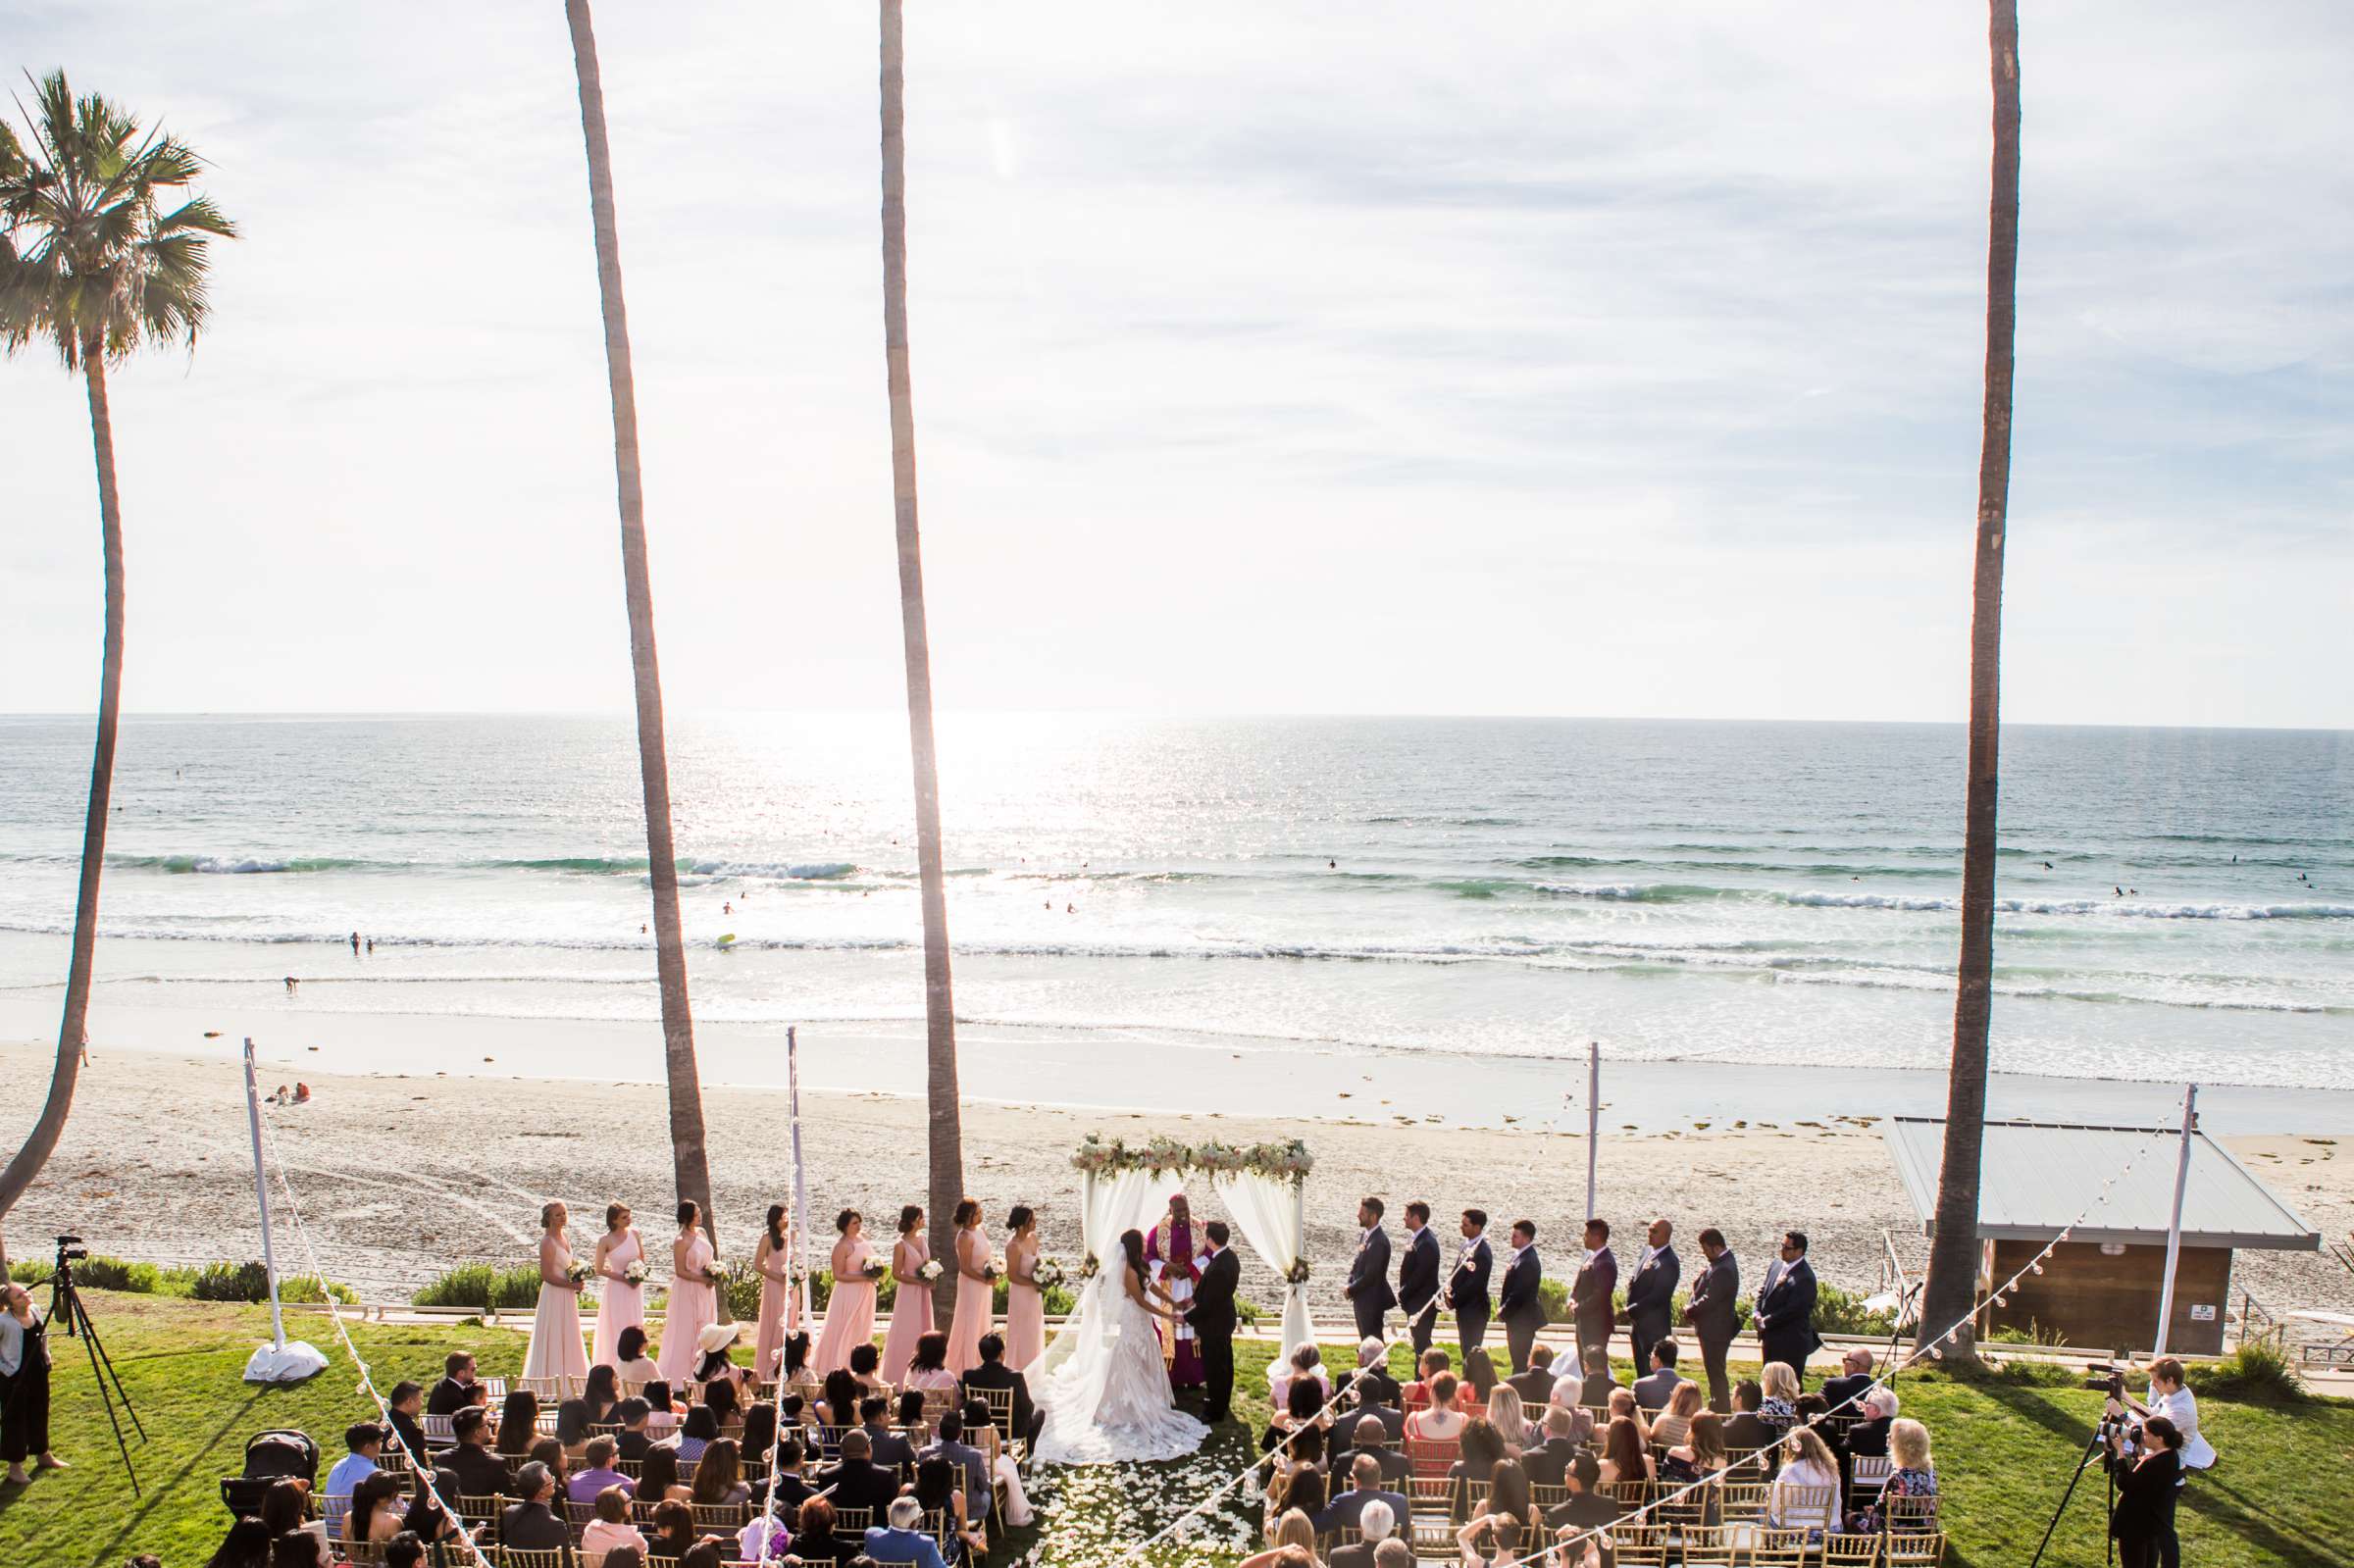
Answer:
xmin=1068 ymin=1134 xmax=1314 ymax=1181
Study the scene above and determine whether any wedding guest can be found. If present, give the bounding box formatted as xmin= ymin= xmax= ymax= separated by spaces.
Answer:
xmin=1461 ymin=1347 xmax=1500 ymax=1414
xmin=590 ymin=1201 xmax=647 ymax=1371
xmin=1330 ymin=1496 xmax=1397 ymax=1568
xmin=1544 ymin=1451 xmax=1621 ymax=1532
xmin=1449 ymin=1210 xmax=1496 ymax=1355
xmin=741 ymin=1403 xmax=778 ymax=1474
xmin=691 ymin=1437 xmax=753 ymax=1506
xmin=1851 ymin=1419 xmax=1938 ymax=1533
xmin=913 ymin=1453 xmax=986 ymax=1558
xmin=644 ymin=1498 xmax=698 ymax=1559
xmin=613 ymin=1325 xmax=662 ymax=1387
xmin=524 ymin=1201 xmax=590 ymax=1388
xmin=1632 ymin=1340 xmax=1688 ymax=1412
xmin=693 ymin=1321 xmax=748 ymax=1391
xmin=206 ymin=1518 xmax=274 ymax=1568
xmin=793 ymin=1497 xmax=852 ymax=1568
xmin=767 ymin=1437 xmax=816 ymax=1510
xmin=1506 ymin=1343 xmax=1556 ymax=1408
xmin=1347 ymin=1195 xmax=1399 ymax=1341
xmin=528 ymin=1436 xmax=570 ymax=1498
xmin=1522 ymin=1404 xmax=1583 ymax=1487
xmin=384 ymin=1382 xmax=430 ymax=1467
xmin=1660 ymin=1408 xmax=1727 ymax=1486
xmin=780 ymin=1330 xmax=820 ymax=1403
xmin=1767 ymin=1427 xmax=1841 ymax=1536
xmin=1649 ymin=1382 xmax=1704 ymax=1448
xmin=1759 ymin=1362 xmax=1801 ymax=1435
xmin=439 ymin=1407 xmax=508 ymax=1501
xmin=904 ymin=1331 xmax=959 ymax=1393
xmin=559 ymin=1365 xmax=622 ymax=1450
xmin=1343 ymin=1336 xmax=1404 ymax=1411
xmin=1819 ymin=1348 xmax=1876 ymax=1415
xmin=814 ymin=1428 xmax=903 ymax=1518
xmin=1753 ymin=1233 xmax=1820 ymax=1387
xmin=1488 ymin=1385 xmax=1534 ymax=1457
xmin=611 ymin=1396 xmax=654 ymax=1462
xmin=1348 ymin=1414 xmax=1413 ymax=1486
xmin=657 ymin=1200 xmax=720 ymax=1384
xmin=860 ymin=1395 xmax=914 ymax=1471
xmin=1239 ymin=1525 xmax=1318 ymax=1568
xmin=1542 ymin=1377 xmax=1594 ymax=1447
xmin=1680 ymin=1228 xmax=1740 ymax=1412
xmin=396 ymin=1467 xmax=470 ymax=1555
xmin=1263 ymin=1372 xmax=1331 ymax=1462
xmin=880 ymin=1205 xmax=935 ymax=1386
xmin=1003 ymin=1204 xmax=1047 ymax=1369
xmin=1567 ymin=1220 xmax=1617 ymax=1368
xmin=1399 ymin=1201 xmax=1444 ymax=1356
xmin=426 ymin=1351 xmax=480 ymax=1416
xmin=821 ymin=1367 xmax=864 ymax=1433
xmin=1576 ymin=1345 xmax=1619 ymax=1411
xmin=580 ymin=1485 xmax=648 ymax=1567
xmin=1597 ymin=1416 xmax=1653 ymax=1488
xmin=639 ymin=1442 xmax=691 ymax=1504
xmin=1335 ymin=1372 xmax=1405 ymax=1460
xmin=864 ymin=1494 xmax=951 ymax=1568
xmin=1448 ymin=1419 xmax=1507 ymax=1524
xmin=495 ymin=1389 xmax=539 ymax=1456
xmin=1457 ymin=1456 xmax=1533 ymax=1567
xmin=1317 ymin=1454 xmax=1409 ymax=1542
xmin=347 ymin=1470 xmax=407 ymax=1545
xmin=1723 ymin=1382 xmax=1774 ymax=1469
xmin=675 ymin=1404 xmax=720 ymax=1463
xmin=919 ymin=1410 xmax=991 ymax=1523
xmin=959 ymin=1331 xmax=1041 ymax=1446
xmin=1606 ymin=1389 xmax=1649 ymax=1445
xmin=702 ymin=1372 xmax=744 ymax=1434
xmin=570 ymin=1435 xmax=635 ymax=1503
xmin=754 ymin=1203 xmax=797 ymax=1381
xmin=1404 ymin=1346 xmax=1454 ymax=1411
xmin=812 ymin=1211 xmax=881 ymax=1377
xmin=1498 ymin=1221 xmax=1546 ymax=1374
xmin=946 ymin=1198 xmax=996 ymax=1375
xmin=259 ymin=1478 xmax=333 ymax=1568
xmin=1621 ymin=1219 xmax=1679 ymax=1371
xmin=323 ymin=1422 xmax=383 ymax=1509
xmin=499 ymin=1462 xmax=571 ymax=1550
xmin=1406 ymin=1372 xmax=1467 ymax=1443
xmin=1268 ymin=1342 xmax=1331 ymax=1413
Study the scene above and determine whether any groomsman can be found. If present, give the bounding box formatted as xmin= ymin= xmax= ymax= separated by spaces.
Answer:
xmin=1681 ymin=1227 xmax=1740 ymax=1412
xmin=1346 ymin=1197 xmax=1398 ymax=1342
xmin=1754 ymin=1230 xmax=1822 ymax=1387
xmin=1568 ymin=1218 xmax=1618 ymax=1366
xmin=1397 ymin=1201 xmax=1443 ymax=1355
xmin=1497 ymin=1220 xmax=1546 ymax=1374
xmin=1445 ymin=1209 xmax=1495 ymax=1355
xmin=1622 ymin=1217 xmax=1681 ymax=1369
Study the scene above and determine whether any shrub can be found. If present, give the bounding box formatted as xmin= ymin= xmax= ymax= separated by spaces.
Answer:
xmin=76 ymin=1256 xmax=163 ymax=1293
xmin=412 ymin=1263 xmax=542 ymax=1311
xmin=2190 ymin=1336 xmax=2304 ymax=1403
xmin=1539 ymin=1278 xmax=1572 ymax=1325
xmin=1987 ymin=1320 xmax=2070 ymax=1347
xmin=187 ymin=1260 xmax=354 ymax=1305
xmin=1814 ymin=1283 xmax=1897 ymax=1338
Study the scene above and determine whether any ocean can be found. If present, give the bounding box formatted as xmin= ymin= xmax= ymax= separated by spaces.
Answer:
xmin=0 ymin=714 xmax=2347 ymax=1094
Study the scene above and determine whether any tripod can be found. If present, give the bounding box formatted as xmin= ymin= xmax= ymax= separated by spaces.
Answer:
xmin=23 ymin=1236 xmax=146 ymax=1495
xmin=2026 ymin=1420 xmax=2117 ymax=1568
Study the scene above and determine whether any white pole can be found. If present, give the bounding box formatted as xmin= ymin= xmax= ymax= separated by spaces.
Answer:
xmin=1585 ymin=1041 xmax=1600 ymax=1223
xmin=788 ymin=1027 xmax=812 ymax=1326
xmin=242 ymin=1037 xmax=289 ymax=1351
xmin=2154 ymin=1083 xmax=2197 ymax=1355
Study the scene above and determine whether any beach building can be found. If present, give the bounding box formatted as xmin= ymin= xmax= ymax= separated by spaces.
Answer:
xmin=1884 ymin=1117 xmax=2321 ymax=1356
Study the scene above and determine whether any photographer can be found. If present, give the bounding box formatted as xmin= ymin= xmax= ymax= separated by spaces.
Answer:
xmin=2107 ymin=1414 xmax=2183 ymax=1568
xmin=2114 ymin=1358 xmax=2215 ymax=1473
xmin=0 ymin=1283 xmax=62 ymax=1484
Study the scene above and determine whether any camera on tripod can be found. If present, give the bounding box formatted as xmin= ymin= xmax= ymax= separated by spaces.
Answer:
xmin=55 ymin=1235 xmax=88 ymax=1265
xmin=2081 ymin=1361 xmax=2126 ymax=1399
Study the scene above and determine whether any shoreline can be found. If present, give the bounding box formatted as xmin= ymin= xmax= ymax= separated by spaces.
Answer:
xmin=2 ymin=1041 xmax=2346 ymax=1340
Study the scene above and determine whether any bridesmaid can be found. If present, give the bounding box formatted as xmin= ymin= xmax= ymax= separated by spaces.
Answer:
xmin=1002 ymin=1203 xmax=1045 ymax=1370
xmin=945 ymin=1198 xmax=996 ymax=1375
xmin=655 ymin=1200 xmax=719 ymax=1384
xmin=523 ymin=1202 xmax=590 ymax=1390
xmin=810 ymin=1209 xmax=881 ymax=1377
xmin=879 ymin=1205 xmax=934 ymax=1386
xmin=753 ymin=1204 xmax=793 ymax=1381
xmin=589 ymin=1202 xmax=645 ymax=1370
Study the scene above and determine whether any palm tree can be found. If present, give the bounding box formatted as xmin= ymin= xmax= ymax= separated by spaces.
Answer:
xmin=877 ymin=0 xmax=966 ymax=1323
xmin=1918 ymin=0 xmax=2021 ymax=1364
xmin=0 ymin=74 xmax=235 ymax=1244
xmin=561 ymin=1 xmax=720 ymax=1273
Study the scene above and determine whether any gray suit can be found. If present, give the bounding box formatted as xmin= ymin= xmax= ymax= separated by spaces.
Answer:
xmin=1681 ymin=1249 xmax=1740 ymax=1412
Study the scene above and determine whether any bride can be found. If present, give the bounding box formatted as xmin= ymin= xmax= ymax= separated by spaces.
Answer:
xmin=1032 ymin=1228 xmax=1209 ymax=1465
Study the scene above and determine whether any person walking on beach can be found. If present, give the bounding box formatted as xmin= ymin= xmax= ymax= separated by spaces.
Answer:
xmin=1681 ymin=1229 xmax=1739 ymax=1412
xmin=1568 ymin=1220 xmax=1617 ymax=1369
xmin=1346 ymin=1197 xmax=1397 ymax=1342
xmin=1621 ymin=1218 xmax=1680 ymax=1370
xmin=1447 ymin=1210 xmax=1495 ymax=1356
xmin=1398 ymin=1202 xmax=1443 ymax=1356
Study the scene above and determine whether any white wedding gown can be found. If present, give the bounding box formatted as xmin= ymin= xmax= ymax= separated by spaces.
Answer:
xmin=1032 ymin=1272 xmax=1209 ymax=1465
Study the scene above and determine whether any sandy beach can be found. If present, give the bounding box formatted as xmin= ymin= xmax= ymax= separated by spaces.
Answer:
xmin=3 ymin=1038 xmax=2345 ymax=1342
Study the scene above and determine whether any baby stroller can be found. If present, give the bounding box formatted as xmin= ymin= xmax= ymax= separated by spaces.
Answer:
xmin=221 ymin=1428 xmax=320 ymax=1516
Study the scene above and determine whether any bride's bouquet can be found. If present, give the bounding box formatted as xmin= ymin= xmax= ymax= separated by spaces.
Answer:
xmin=1032 ymin=1256 xmax=1066 ymax=1291
xmin=918 ymin=1259 xmax=945 ymax=1284
xmin=623 ymin=1259 xmax=649 ymax=1287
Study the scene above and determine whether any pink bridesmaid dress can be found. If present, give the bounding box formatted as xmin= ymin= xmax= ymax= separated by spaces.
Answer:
xmin=753 ymin=1238 xmax=793 ymax=1381
xmin=1004 ymin=1239 xmax=1046 ymax=1370
xmin=812 ymin=1239 xmax=878 ymax=1376
xmin=590 ymin=1229 xmax=645 ymax=1369
xmin=524 ymin=1234 xmax=590 ymax=1389
xmin=879 ymin=1234 xmax=934 ymax=1385
xmin=656 ymin=1232 xmax=717 ymax=1383
xmin=945 ymin=1227 xmax=994 ymax=1375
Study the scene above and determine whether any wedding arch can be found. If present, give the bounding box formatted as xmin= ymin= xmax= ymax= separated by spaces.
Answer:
xmin=1030 ymin=1135 xmax=1316 ymax=1381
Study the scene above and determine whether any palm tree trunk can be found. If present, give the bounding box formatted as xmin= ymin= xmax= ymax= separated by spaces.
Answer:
xmin=878 ymin=0 xmax=966 ymax=1326
xmin=563 ymin=0 xmax=719 ymax=1286
xmin=0 ymin=349 xmax=127 ymax=1245
xmin=1918 ymin=0 xmax=2021 ymax=1362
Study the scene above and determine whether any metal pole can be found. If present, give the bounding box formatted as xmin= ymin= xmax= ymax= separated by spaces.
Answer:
xmin=241 ymin=1037 xmax=287 ymax=1351
xmin=788 ymin=1026 xmax=811 ymax=1326
xmin=2153 ymin=1083 xmax=2197 ymax=1355
xmin=1585 ymin=1041 xmax=1600 ymax=1222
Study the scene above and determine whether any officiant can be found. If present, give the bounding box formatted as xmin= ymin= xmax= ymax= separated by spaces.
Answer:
xmin=1145 ymin=1194 xmax=1208 ymax=1391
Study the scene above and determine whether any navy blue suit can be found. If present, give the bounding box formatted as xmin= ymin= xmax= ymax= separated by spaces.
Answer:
xmin=1498 ymin=1244 xmax=1546 ymax=1374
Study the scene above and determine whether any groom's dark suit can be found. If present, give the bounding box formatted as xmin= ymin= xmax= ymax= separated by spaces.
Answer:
xmin=1346 ymin=1225 xmax=1397 ymax=1341
xmin=1186 ymin=1244 xmax=1242 ymax=1424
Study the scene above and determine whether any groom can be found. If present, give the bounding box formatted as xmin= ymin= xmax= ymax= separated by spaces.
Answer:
xmin=1185 ymin=1221 xmax=1241 ymax=1425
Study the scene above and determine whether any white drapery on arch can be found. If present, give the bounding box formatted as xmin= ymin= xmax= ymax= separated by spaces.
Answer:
xmin=1027 ymin=1149 xmax=1314 ymax=1382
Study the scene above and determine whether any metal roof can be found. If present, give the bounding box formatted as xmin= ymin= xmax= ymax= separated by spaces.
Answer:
xmin=1883 ymin=1118 xmax=2321 ymax=1251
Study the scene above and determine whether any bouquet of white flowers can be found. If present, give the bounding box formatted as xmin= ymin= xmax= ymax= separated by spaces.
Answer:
xmin=566 ymin=1259 xmax=593 ymax=1287
xmin=623 ymin=1259 xmax=649 ymax=1286
xmin=1032 ymin=1256 xmax=1066 ymax=1291
xmin=918 ymin=1259 xmax=945 ymax=1283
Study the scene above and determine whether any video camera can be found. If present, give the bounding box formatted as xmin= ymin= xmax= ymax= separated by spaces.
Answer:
xmin=56 ymin=1234 xmax=88 ymax=1264
xmin=2081 ymin=1361 xmax=2125 ymax=1399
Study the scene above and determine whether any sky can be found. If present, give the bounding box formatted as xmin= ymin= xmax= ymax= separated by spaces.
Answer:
xmin=2 ymin=1 xmax=2348 ymax=728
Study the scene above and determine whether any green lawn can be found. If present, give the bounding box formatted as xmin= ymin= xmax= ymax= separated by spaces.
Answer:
xmin=4 ymin=1294 xmax=2345 ymax=1567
